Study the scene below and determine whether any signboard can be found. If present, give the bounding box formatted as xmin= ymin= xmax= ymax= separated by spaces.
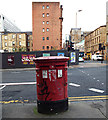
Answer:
xmin=57 ymin=53 xmax=64 ymax=56
xmin=8 ymin=55 xmax=15 ymax=65
xmin=70 ymin=52 xmax=76 ymax=63
xmin=22 ymin=54 xmax=35 ymax=65
xmin=22 ymin=55 xmax=29 ymax=64
xmin=43 ymin=53 xmax=50 ymax=57
xmin=29 ymin=55 xmax=35 ymax=65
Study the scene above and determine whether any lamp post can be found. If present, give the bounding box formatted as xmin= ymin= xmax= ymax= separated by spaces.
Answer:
xmin=76 ymin=10 xmax=82 ymax=28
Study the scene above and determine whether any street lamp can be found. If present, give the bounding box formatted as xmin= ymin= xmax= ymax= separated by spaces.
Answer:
xmin=76 ymin=10 xmax=82 ymax=28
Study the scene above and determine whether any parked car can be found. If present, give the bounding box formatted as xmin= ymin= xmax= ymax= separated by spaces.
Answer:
xmin=91 ymin=54 xmax=103 ymax=61
xmin=79 ymin=57 xmax=84 ymax=62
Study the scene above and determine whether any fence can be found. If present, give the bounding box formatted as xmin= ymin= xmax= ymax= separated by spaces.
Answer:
xmin=0 ymin=50 xmax=79 ymax=69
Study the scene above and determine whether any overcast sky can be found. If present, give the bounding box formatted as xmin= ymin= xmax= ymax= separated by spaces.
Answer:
xmin=0 ymin=0 xmax=107 ymax=40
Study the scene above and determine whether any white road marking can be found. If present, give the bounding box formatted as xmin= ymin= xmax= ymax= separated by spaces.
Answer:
xmin=89 ymin=88 xmax=104 ymax=93
xmin=11 ymin=72 xmax=21 ymax=74
xmin=0 ymin=82 xmax=37 ymax=86
xmin=69 ymin=83 xmax=80 ymax=87
xmin=0 ymin=85 xmax=6 ymax=90
xmin=80 ymin=66 xmax=84 ymax=68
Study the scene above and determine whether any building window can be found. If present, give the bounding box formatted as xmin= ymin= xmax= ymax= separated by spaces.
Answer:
xmin=46 ymin=21 xmax=49 ymax=24
xmin=47 ymin=37 xmax=49 ymax=40
xmin=46 ymin=13 xmax=49 ymax=17
xmin=12 ymin=35 xmax=15 ymax=39
xmin=43 ymin=21 xmax=45 ymax=24
xmin=51 ymin=46 xmax=53 ymax=49
xmin=5 ymin=42 xmax=7 ymax=47
xmin=42 ymin=37 xmax=45 ymax=40
xmin=43 ymin=46 xmax=45 ymax=49
xmin=19 ymin=35 xmax=21 ymax=39
xmin=42 ymin=13 xmax=45 ymax=17
xmin=107 ymin=35 xmax=108 ymax=42
xmin=47 ymin=46 xmax=49 ymax=50
xmin=13 ymin=48 xmax=15 ymax=52
xmin=47 ymin=28 xmax=49 ymax=32
xmin=42 ymin=5 xmax=45 ymax=9
xmin=43 ymin=28 xmax=45 ymax=32
xmin=46 ymin=5 xmax=49 ymax=9
xmin=12 ymin=41 xmax=15 ymax=46
xmin=19 ymin=41 xmax=21 ymax=46
xmin=4 ymin=36 xmax=7 ymax=40
xmin=28 ymin=42 xmax=30 ymax=46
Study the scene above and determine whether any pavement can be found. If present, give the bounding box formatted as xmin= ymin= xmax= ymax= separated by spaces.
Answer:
xmin=1 ymin=61 xmax=108 ymax=119
xmin=2 ymin=100 xmax=107 ymax=119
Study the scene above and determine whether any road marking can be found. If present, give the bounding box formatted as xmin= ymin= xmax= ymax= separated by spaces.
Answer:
xmin=89 ymin=88 xmax=104 ymax=93
xmin=80 ymin=66 xmax=84 ymax=68
xmin=11 ymin=72 xmax=21 ymax=74
xmin=69 ymin=95 xmax=108 ymax=102
xmin=69 ymin=95 xmax=108 ymax=99
xmin=0 ymin=85 xmax=6 ymax=90
xmin=69 ymin=83 xmax=80 ymax=87
xmin=0 ymin=82 xmax=37 ymax=86
xmin=1 ymin=95 xmax=108 ymax=104
xmin=69 ymin=97 xmax=108 ymax=102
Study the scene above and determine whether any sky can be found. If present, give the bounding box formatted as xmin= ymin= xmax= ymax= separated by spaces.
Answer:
xmin=0 ymin=0 xmax=108 ymax=40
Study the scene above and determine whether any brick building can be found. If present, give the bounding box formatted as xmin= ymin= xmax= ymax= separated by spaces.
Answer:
xmin=84 ymin=25 xmax=106 ymax=60
xmin=32 ymin=2 xmax=63 ymax=51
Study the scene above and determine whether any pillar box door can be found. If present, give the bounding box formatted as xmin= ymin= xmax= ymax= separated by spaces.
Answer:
xmin=33 ymin=56 xmax=69 ymax=114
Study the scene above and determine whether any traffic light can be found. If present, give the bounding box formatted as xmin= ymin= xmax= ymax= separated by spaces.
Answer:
xmin=68 ymin=45 xmax=70 ymax=51
xmin=70 ymin=41 xmax=74 ymax=50
xmin=99 ymin=43 xmax=102 ymax=51
xmin=102 ymin=46 xmax=105 ymax=50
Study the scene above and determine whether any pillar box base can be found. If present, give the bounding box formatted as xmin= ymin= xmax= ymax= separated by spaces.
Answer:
xmin=37 ymin=98 xmax=68 ymax=114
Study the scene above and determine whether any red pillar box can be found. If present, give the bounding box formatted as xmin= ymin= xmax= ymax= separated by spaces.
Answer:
xmin=33 ymin=56 xmax=69 ymax=114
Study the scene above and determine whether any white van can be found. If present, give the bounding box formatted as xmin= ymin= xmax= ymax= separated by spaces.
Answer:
xmin=0 ymin=50 xmax=4 ymax=53
xmin=91 ymin=54 xmax=103 ymax=61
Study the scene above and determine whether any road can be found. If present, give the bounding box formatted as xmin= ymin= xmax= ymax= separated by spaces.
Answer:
xmin=0 ymin=61 xmax=107 ymax=103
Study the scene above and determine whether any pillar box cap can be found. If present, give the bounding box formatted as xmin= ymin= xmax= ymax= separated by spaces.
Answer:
xmin=33 ymin=56 xmax=69 ymax=62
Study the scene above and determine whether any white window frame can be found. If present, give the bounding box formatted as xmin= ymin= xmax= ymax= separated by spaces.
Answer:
xmin=4 ymin=36 xmax=7 ymax=40
xmin=19 ymin=41 xmax=21 ymax=46
xmin=42 ymin=5 xmax=45 ymax=9
xmin=46 ymin=5 xmax=49 ymax=9
xmin=47 ymin=28 xmax=49 ymax=32
xmin=19 ymin=35 xmax=21 ymax=39
xmin=46 ymin=21 xmax=49 ymax=24
xmin=42 ymin=13 xmax=45 ymax=18
xmin=12 ymin=41 xmax=15 ymax=45
xmin=12 ymin=35 xmax=15 ymax=39
xmin=43 ymin=21 xmax=45 ymax=24
xmin=5 ymin=42 xmax=7 ymax=47
xmin=46 ymin=13 xmax=49 ymax=17
xmin=43 ymin=28 xmax=45 ymax=32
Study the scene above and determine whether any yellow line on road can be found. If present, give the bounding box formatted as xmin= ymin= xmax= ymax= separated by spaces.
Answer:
xmin=69 ymin=95 xmax=108 ymax=102
xmin=69 ymin=95 xmax=108 ymax=99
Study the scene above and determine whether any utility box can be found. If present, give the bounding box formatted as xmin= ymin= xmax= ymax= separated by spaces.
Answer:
xmin=33 ymin=56 xmax=69 ymax=114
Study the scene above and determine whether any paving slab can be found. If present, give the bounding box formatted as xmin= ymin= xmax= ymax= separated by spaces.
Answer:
xmin=2 ymin=101 xmax=107 ymax=119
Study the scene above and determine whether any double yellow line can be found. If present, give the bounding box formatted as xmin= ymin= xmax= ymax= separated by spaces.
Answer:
xmin=1 ymin=95 xmax=108 ymax=104
xmin=69 ymin=95 xmax=108 ymax=102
